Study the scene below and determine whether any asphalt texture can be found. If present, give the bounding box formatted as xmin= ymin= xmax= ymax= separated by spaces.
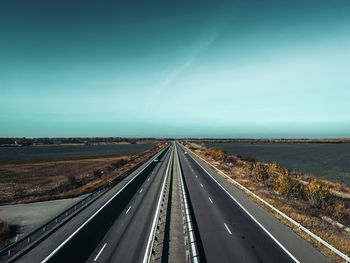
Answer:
xmin=14 ymin=146 xmax=171 ymax=263
xmin=176 ymin=142 xmax=330 ymax=263
xmin=0 ymin=195 xmax=87 ymax=243
xmin=11 ymin=142 xmax=332 ymax=263
xmin=85 ymin=147 xmax=172 ymax=263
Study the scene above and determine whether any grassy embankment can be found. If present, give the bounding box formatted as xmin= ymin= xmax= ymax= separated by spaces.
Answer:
xmin=0 ymin=143 xmax=165 ymax=249
xmin=0 ymin=143 xmax=165 ymax=205
xmin=185 ymin=142 xmax=350 ymax=263
xmin=195 ymin=138 xmax=350 ymax=143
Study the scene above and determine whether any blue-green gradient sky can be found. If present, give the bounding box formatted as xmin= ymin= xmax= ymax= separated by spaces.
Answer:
xmin=1 ymin=0 xmax=350 ymax=138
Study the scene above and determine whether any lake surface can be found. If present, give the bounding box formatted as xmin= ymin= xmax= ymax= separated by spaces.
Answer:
xmin=0 ymin=144 xmax=154 ymax=162
xmin=204 ymin=142 xmax=350 ymax=185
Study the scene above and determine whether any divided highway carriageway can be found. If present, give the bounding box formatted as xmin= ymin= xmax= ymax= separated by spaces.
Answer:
xmin=7 ymin=142 xmax=330 ymax=263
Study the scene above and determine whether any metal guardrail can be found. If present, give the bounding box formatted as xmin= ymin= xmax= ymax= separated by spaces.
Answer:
xmin=143 ymin=146 xmax=173 ymax=263
xmin=175 ymin=145 xmax=199 ymax=263
xmin=0 ymin=145 xmax=168 ymax=262
xmin=185 ymin=145 xmax=350 ymax=263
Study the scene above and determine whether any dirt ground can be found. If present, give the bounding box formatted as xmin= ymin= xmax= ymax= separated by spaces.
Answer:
xmin=0 ymin=144 xmax=163 ymax=205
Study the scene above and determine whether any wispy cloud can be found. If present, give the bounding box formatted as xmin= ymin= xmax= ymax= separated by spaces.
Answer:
xmin=143 ymin=14 xmax=228 ymax=116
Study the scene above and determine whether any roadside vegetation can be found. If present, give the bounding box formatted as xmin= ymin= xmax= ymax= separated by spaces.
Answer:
xmin=0 ymin=143 xmax=165 ymax=205
xmin=185 ymin=142 xmax=350 ymax=262
xmin=191 ymin=138 xmax=350 ymax=143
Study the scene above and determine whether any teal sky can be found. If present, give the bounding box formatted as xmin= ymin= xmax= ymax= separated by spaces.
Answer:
xmin=1 ymin=0 xmax=350 ymax=138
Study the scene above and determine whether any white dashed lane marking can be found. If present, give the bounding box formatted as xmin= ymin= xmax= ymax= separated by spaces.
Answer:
xmin=224 ymin=223 xmax=232 ymax=235
xmin=94 ymin=243 xmax=107 ymax=261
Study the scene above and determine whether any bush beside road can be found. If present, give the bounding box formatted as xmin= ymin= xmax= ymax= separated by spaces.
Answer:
xmin=185 ymin=142 xmax=350 ymax=262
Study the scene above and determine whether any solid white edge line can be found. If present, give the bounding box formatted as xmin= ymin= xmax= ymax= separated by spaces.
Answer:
xmin=188 ymin=230 xmax=194 ymax=242
xmin=190 ymin=242 xmax=197 ymax=256
xmin=93 ymin=243 xmax=107 ymax=261
xmin=142 ymin=146 xmax=173 ymax=263
xmin=224 ymin=223 xmax=232 ymax=235
xmin=41 ymin=147 xmax=167 ymax=263
xmin=182 ymin=145 xmax=300 ymax=263
xmin=125 ymin=206 xmax=131 ymax=214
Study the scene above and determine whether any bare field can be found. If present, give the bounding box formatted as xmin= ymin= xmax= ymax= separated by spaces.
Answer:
xmin=0 ymin=144 xmax=163 ymax=205
xmin=204 ymin=142 xmax=350 ymax=185
xmin=0 ymin=143 xmax=153 ymax=163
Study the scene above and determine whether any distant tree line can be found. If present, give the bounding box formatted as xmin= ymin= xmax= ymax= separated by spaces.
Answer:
xmin=186 ymin=138 xmax=350 ymax=144
xmin=0 ymin=137 xmax=164 ymax=146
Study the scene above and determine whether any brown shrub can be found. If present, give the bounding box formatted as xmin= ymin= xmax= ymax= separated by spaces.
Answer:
xmin=274 ymin=170 xmax=299 ymax=198
xmin=252 ymin=163 xmax=269 ymax=181
xmin=111 ymin=159 xmax=128 ymax=169
xmin=333 ymin=202 xmax=349 ymax=222
xmin=190 ymin=142 xmax=350 ymax=262
xmin=268 ymin=162 xmax=280 ymax=175
xmin=93 ymin=169 xmax=104 ymax=178
xmin=304 ymin=180 xmax=332 ymax=209
xmin=225 ymin=155 xmax=237 ymax=165
xmin=210 ymin=148 xmax=226 ymax=161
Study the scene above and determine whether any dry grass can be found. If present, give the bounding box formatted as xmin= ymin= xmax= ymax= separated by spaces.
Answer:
xmin=0 ymin=144 xmax=164 ymax=205
xmin=186 ymin=142 xmax=350 ymax=263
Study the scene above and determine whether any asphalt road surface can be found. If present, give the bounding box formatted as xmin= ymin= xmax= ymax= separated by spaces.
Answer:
xmin=176 ymin=142 xmax=330 ymax=263
xmin=11 ymin=142 xmax=332 ymax=263
xmin=14 ymin=145 xmax=171 ymax=263
xmin=84 ymin=147 xmax=172 ymax=263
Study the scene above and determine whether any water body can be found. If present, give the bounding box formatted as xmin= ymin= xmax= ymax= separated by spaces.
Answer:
xmin=0 ymin=144 xmax=153 ymax=162
xmin=204 ymin=143 xmax=350 ymax=185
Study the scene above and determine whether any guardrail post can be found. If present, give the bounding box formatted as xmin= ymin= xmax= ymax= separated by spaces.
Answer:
xmin=0 ymin=147 xmax=167 ymax=260
xmin=185 ymin=145 xmax=350 ymax=263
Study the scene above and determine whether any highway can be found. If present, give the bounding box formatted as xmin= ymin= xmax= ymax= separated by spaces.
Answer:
xmin=10 ymin=141 xmax=332 ymax=263
xmin=176 ymin=142 xmax=330 ymax=263
xmin=84 ymin=147 xmax=172 ymax=263
xmin=14 ymin=145 xmax=173 ymax=263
